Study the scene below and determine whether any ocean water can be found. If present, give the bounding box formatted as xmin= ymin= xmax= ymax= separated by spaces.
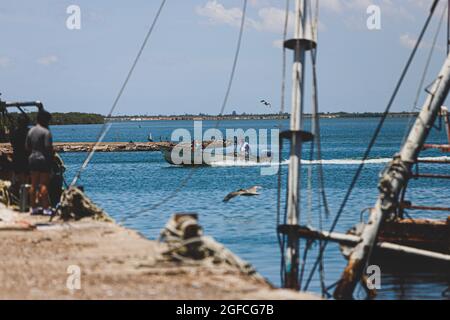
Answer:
xmin=52 ymin=117 xmax=450 ymax=300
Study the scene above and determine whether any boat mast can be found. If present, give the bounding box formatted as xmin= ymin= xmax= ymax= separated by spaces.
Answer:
xmin=283 ymin=0 xmax=315 ymax=290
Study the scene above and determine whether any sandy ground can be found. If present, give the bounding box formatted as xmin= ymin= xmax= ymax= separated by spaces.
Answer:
xmin=0 ymin=209 xmax=319 ymax=300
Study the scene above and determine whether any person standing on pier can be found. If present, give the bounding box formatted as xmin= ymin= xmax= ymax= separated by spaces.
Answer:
xmin=26 ymin=110 xmax=54 ymax=215
xmin=10 ymin=114 xmax=30 ymax=187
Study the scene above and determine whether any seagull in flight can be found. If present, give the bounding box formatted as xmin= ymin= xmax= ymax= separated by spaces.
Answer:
xmin=223 ymin=186 xmax=262 ymax=202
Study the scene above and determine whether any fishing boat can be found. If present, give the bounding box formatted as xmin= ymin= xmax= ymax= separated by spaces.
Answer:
xmin=275 ymin=0 xmax=450 ymax=299
xmin=160 ymin=139 xmax=274 ymax=166
xmin=3 ymin=0 xmax=448 ymax=301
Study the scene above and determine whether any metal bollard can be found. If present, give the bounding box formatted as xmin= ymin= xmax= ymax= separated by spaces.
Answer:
xmin=19 ymin=184 xmax=31 ymax=213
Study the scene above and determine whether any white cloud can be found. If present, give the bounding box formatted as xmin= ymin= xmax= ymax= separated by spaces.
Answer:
xmin=196 ymin=1 xmax=290 ymax=33
xmin=37 ymin=55 xmax=58 ymax=66
xmin=321 ymin=0 xmax=343 ymax=13
xmin=252 ymin=6 xmax=293 ymax=33
xmin=196 ymin=1 xmax=320 ymax=36
xmin=196 ymin=1 xmax=244 ymax=28
xmin=197 ymin=0 xmax=328 ymax=51
xmin=272 ymin=39 xmax=284 ymax=49
xmin=320 ymin=0 xmax=439 ymax=21
xmin=399 ymin=33 xmax=440 ymax=50
xmin=0 ymin=56 xmax=10 ymax=68
xmin=400 ymin=33 xmax=418 ymax=49
xmin=197 ymin=0 xmax=443 ymax=33
xmin=248 ymin=0 xmax=271 ymax=8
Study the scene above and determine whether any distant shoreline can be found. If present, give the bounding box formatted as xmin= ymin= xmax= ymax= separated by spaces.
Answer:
xmin=105 ymin=112 xmax=418 ymax=122
xmin=40 ymin=112 xmax=418 ymax=125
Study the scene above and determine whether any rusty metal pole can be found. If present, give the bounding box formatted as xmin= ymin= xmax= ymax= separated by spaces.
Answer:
xmin=334 ymin=52 xmax=450 ymax=299
xmin=441 ymin=107 xmax=450 ymax=143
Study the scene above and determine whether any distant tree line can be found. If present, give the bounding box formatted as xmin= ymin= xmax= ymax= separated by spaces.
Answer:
xmin=26 ymin=112 xmax=105 ymax=125
xmin=5 ymin=110 xmax=419 ymax=127
xmin=108 ymin=111 xmax=419 ymax=120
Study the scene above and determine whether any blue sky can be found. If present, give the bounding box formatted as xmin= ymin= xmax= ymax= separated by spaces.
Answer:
xmin=0 ymin=0 xmax=449 ymax=115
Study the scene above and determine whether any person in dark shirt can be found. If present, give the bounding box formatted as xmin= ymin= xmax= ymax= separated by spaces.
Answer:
xmin=25 ymin=110 xmax=54 ymax=215
xmin=10 ymin=114 xmax=30 ymax=186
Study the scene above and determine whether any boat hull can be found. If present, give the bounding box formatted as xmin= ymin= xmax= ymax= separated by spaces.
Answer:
xmin=341 ymin=217 xmax=450 ymax=271
xmin=160 ymin=146 xmax=273 ymax=167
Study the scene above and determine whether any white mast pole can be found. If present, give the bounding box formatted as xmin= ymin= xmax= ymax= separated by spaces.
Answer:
xmin=285 ymin=0 xmax=308 ymax=290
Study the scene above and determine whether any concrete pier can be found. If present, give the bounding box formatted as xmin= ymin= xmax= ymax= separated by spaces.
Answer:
xmin=0 ymin=142 xmax=171 ymax=154
xmin=0 ymin=206 xmax=319 ymax=300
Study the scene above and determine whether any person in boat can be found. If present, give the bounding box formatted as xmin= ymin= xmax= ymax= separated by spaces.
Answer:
xmin=241 ymin=141 xmax=250 ymax=160
xmin=10 ymin=114 xmax=30 ymax=187
xmin=26 ymin=110 xmax=54 ymax=215
xmin=191 ymin=140 xmax=202 ymax=151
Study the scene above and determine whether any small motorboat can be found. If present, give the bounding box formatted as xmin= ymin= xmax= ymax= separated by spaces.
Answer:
xmin=160 ymin=140 xmax=273 ymax=167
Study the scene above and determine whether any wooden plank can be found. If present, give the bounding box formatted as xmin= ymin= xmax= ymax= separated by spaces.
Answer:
xmin=412 ymin=173 xmax=450 ymax=180
xmin=295 ymin=226 xmax=450 ymax=262
xmin=378 ymin=242 xmax=450 ymax=262
xmin=401 ymin=202 xmax=450 ymax=212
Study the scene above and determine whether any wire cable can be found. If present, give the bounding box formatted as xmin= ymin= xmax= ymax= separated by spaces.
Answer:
xmin=121 ymin=0 xmax=249 ymax=222
xmin=401 ymin=1 xmax=447 ymax=146
xmin=277 ymin=0 xmax=291 ymax=288
xmin=216 ymin=0 xmax=248 ymax=125
xmin=307 ymin=0 xmax=329 ymax=296
xmin=303 ymin=0 xmax=440 ymax=292
xmin=70 ymin=0 xmax=167 ymax=187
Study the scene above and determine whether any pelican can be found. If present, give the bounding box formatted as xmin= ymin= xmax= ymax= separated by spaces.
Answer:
xmin=223 ymin=186 xmax=262 ymax=202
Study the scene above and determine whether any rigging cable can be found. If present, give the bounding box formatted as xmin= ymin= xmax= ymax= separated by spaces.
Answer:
xmin=297 ymin=0 xmax=329 ymax=296
xmin=302 ymin=0 xmax=440 ymax=292
xmin=120 ymin=0 xmax=249 ymax=222
xmin=308 ymin=0 xmax=329 ymax=297
xmin=217 ymin=0 xmax=248 ymax=120
xmin=310 ymin=0 xmax=329 ymax=219
xmin=401 ymin=1 xmax=447 ymax=146
xmin=70 ymin=0 xmax=167 ymax=187
xmin=396 ymin=3 xmax=446 ymax=222
xmin=277 ymin=0 xmax=291 ymax=288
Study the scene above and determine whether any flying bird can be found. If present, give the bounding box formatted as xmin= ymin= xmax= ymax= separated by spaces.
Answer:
xmin=223 ymin=186 xmax=262 ymax=202
xmin=260 ymin=100 xmax=271 ymax=108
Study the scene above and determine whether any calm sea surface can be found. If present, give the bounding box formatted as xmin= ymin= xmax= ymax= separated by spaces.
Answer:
xmin=51 ymin=118 xmax=450 ymax=300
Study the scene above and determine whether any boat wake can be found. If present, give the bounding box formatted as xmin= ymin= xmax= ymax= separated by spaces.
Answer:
xmin=210 ymin=156 xmax=450 ymax=167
